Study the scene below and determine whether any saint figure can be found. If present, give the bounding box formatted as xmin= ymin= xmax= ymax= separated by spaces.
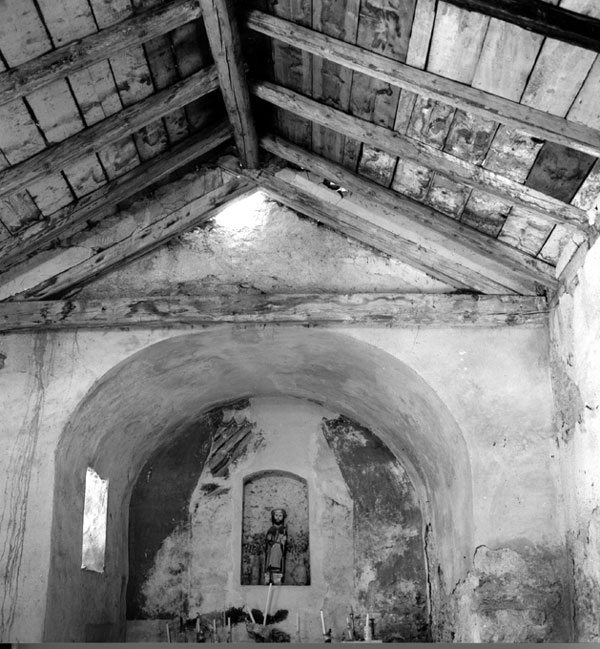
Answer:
xmin=264 ymin=508 xmax=287 ymax=584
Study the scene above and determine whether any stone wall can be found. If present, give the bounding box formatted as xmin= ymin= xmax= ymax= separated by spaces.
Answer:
xmin=551 ymin=238 xmax=600 ymax=641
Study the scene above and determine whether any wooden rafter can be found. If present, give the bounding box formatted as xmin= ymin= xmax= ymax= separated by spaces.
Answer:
xmin=441 ymin=0 xmax=600 ymax=53
xmin=259 ymin=135 xmax=557 ymax=287
xmin=0 ymin=170 xmax=254 ymax=301
xmin=0 ymin=121 xmax=233 ymax=273
xmin=0 ymin=0 xmax=202 ymax=107
xmin=221 ymin=151 xmax=557 ymax=295
xmin=246 ymin=10 xmax=600 ymax=159
xmin=0 ymin=293 xmax=548 ymax=332
xmin=199 ymin=0 xmax=259 ymax=167
xmin=251 ymin=81 xmax=590 ymax=232
xmin=0 ymin=66 xmax=220 ymax=200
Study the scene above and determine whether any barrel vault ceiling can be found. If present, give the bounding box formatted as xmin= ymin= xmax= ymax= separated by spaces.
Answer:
xmin=0 ymin=0 xmax=599 ymax=327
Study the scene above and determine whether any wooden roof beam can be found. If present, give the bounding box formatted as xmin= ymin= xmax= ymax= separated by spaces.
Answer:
xmin=221 ymin=152 xmax=556 ymax=294
xmin=0 ymin=293 xmax=548 ymax=332
xmin=260 ymin=134 xmax=557 ymax=293
xmin=0 ymin=0 xmax=202 ymax=108
xmin=441 ymin=0 xmax=600 ymax=53
xmin=0 ymin=120 xmax=233 ymax=273
xmin=251 ymin=80 xmax=590 ymax=233
xmin=0 ymin=169 xmax=254 ymax=301
xmin=246 ymin=10 xmax=600 ymax=160
xmin=199 ymin=0 xmax=259 ymax=167
xmin=0 ymin=65 xmax=220 ymax=200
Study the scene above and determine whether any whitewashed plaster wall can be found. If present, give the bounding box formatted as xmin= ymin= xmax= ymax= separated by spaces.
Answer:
xmin=0 ymin=319 xmax=559 ymax=641
xmin=551 ymin=238 xmax=600 ymax=641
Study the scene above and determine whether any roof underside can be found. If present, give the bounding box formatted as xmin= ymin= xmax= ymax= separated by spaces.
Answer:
xmin=0 ymin=0 xmax=599 ymax=303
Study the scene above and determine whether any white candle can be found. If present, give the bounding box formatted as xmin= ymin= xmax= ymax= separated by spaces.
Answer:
xmin=166 ymin=623 xmax=171 ymax=643
xmin=365 ymin=613 xmax=371 ymax=641
xmin=196 ymin=617 xmax=200 ymax=633
xmin=264 ymin=583 xmax=272 ymax=623
xmin=213 ymin=619 xmax=217 ymax=642
xmin=320 ymin=610 xmax=326 ymax=634
xmin=296 ymin=612 xmax=300 ymax=633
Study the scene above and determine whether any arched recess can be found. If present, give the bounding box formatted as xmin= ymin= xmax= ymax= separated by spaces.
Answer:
xmin=43 ymin=327 xmax=473 ymax=641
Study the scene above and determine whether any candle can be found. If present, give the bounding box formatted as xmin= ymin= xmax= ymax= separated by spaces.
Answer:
xmin=246 ymin=605 xmax=256 ymax=624
xmin=365 ymin=613 xmax=371 ymax=641
xmin=196 ymin=617 xmax=200 ymax=633
xmin=264 ymin=583 xmax=273 ymax=623
xmin=296 ymin=612 xmax=300 ymax=633
xmin=166 ymin=623 xmax=171 ymax=643
xmin=320 ymin=610 xmax=326 ymax=635
xmin=213 ymin=619 xmax=217 ymax=642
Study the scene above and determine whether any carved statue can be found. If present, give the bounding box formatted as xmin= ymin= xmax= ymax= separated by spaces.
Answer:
xmin=264 ymin=508 xmax=287 ymax=584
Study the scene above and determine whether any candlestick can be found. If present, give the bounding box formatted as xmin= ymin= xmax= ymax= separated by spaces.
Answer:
xmin=320 ymin=610 xmax=326 ymax=635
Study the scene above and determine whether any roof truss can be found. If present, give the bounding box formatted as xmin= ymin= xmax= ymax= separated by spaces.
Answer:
xmin=0 ymin=0 xmax=596 ymax=306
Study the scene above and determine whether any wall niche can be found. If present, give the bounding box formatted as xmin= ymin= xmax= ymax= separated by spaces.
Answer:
xmin=241 ymin=471 xmax=310 ymax=585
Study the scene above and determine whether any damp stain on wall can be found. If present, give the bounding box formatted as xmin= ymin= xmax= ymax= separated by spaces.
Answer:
xmin=321 ymin=414 xmax=429 ymax=642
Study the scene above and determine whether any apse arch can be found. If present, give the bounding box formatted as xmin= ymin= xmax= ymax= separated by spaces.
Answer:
xmin=44 ymin=327 xmax=473 ymax=641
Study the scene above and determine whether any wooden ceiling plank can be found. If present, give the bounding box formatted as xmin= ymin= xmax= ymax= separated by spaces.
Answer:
xmin=251 ymin=81 xmax=590 ymax=232
xmin=0 ymin=65 xmax=220 ymax=199
xmin=171 ymin=21 xmax=218 ymax=131
xmin=393 ymin=0 xmax=436 ymax=134
xmin=311 ymin=0 xmax=360 ymax=165
xmin=440 ymin=0 xmax=600 ymax=53
xmin=0 ymin=171 xmax=253 ymax=301
xmin=0 ymin=121 xmax=233 ymax=273
xmin=246 ymin=10 xmax=600 ymax=158
xmin=130 ymin=0 xmax=190 ymax=147
xmin=462 ymin=18 xmax=546 ymax=241
xmin=0 ymin=293 xmax=549 ymax=332
xmin=0 ymin=0 xmax=53 ymax=67
xmin=28 ymin=2 xmax=108 ymax=200
xmin=198 ymin=0 xmax=259 ymax=167
xmin=68 ymin=62 xmax=141 ymax=181
xmin=258 ymin=135 xmax=559 ymax=294
xmin=0 ymin=0 xmax=201 ymax=108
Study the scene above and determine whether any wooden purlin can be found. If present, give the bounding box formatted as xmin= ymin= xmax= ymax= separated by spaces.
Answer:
xmin=0 ymin=65 xmax=220 ymax=199
xmin=0 ymin=121 xmax=233 ymax=272
xmin=0 ymin=293 xmax=549 ymax=332
xmin=440 ymin=0 xmax=600 ymax=53
xmin=198 ymin=0 xmax=259 ymax=167
xmin=0 ymin=171 xmax=255 ymax=301
xmin=0 ymin=0 xmax=202 ymax=107
xmin=245 ymin=10 xmax=600 ymax=158
xmin=251 ymin=81 xmax=590 ymax=231
xmin=257 ymin=136 xmax=558 ymax=294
